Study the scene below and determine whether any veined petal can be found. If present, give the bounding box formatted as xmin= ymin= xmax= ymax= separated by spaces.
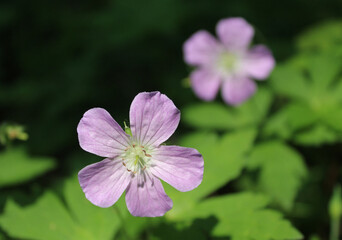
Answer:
xmin=129 ymin=92 xmax=180 ymax=147
xmin=221 ymin=77 xmax=257 ymax=105
xmin=216 ymin=17 xmax=254 ymax=50
xmin=125 ymin=174 xmax=172 ymax=217
xmin=241 ymin=45 xmax=275 ymax=80
xmin=183 ymin=30 xmax=222 ymax=66
xmin=77 ymin=108 xmax=130 ymax=158
xmin=190 ymin=69 xmax=221 ymax=101
xmin=78 ymin=158 xmax=131 ymax=208
xmin=150 ymin=146 xmax=204 ymax=192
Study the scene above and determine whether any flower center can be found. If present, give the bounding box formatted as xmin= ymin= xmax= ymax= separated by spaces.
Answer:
xmin=218 ymin=52 xmax=237 ymax=70
xmin=121 ymin=144 xmax=152 ymax=174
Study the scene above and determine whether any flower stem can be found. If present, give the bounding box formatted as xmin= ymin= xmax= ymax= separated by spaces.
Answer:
xmin=114 ymin=205 xmax=132 ymax=240
xmin=330 ymin=217 xmax=340 ymax=240
xmin=329 ymin=185 xmax=341 ymax=240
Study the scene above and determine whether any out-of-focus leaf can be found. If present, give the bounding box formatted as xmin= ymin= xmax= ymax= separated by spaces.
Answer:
xmin=0 ymin=177 xmax=121 ymax=240
xmin=182 ymin=88 xmax=272 ymax=130
xmin=270 ymin=65 xmax=309 ymax=101
xmin=247 ymin=141 xmax=307 ymax=210
xmin=294 ymin=124 xmax=339 ymax=145
xmin=165 ymin=128 xmax=257 ymax=219
xmin=296 ymin=20 xmax=342 ymax=55
xmin=268 ymin=53 xmax=342 ymax=145
xmin=263 ymin=102 xmax=317 ymax=140
xmin=179 ymin=192 xmax=303 ymax=240
xmin=0 ymin=148 xmax=55 ymax=187
xmin=63 ymin=177 xmax=122 ymax=240
xmin=149 ymin=217 xmax=217 ymax=240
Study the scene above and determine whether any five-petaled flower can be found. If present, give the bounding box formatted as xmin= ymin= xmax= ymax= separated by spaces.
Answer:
xmin=77 ymin=92 xmax=204 ymax=217
xmin=183 ymin=17 xmax=275 ymax=105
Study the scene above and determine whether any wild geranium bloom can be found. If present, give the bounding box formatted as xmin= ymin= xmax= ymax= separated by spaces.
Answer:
xmin=183 ymin=17 xmax=275 ymax=105
xmin=77 ymin=92 xmax=204 ymax=217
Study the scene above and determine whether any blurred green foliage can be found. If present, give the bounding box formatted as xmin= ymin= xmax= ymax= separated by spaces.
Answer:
xmin=266 ymin=54 xmax=342 ymax=145
xmin=0 ymin=148 xmax=55 ymax=188
xmin=246 ymin=141 xmax=307 ymax=210
xmin=183 ymin=88 xmax=272 ymax=130
xmin=0 ymin=177 xmax=121 ymax=240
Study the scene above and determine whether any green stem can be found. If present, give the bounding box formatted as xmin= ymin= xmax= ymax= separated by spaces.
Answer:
xmin=114 ymin=206 xmax=131 ymax=240
xmin=330 ymin=217 xmax=340 ymax=240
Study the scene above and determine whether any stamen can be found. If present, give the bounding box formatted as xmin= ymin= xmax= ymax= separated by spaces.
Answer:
xmin=143 ymin=150 xmax=152 ymax=157
xmin=120 ymin=144 xmax=152 ymax=176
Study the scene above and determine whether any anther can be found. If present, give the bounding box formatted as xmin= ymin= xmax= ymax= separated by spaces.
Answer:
xmin=122 ymin=162 xmax=126 ymax=167
xmin=143 ymin=150 xmax=152 ymax=157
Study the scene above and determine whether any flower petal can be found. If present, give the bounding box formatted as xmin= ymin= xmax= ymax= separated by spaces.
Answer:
xmin=241 ymin=45 xmax=275 ymax=80
xmin=183 ymin=30 xmax=222 ymax=66
xmin=221 ymin=77 xmax=257 ymax=105
xmin=216 ymin=17 xmax=254 ymax=50
xmin=125 ymin=174 xmax=172 ymax=217
xmin=150 ymin=146 xmax=204 ymax=192
xmin=129 ymin=92 xmax=180 ymax=147
xmin=190 ymin=68 xmax=221 ymax=101
xmin=77 ymin=108 xmax=130 ymax=158
xmin=78 ymin=158 xmax=131 ymax=208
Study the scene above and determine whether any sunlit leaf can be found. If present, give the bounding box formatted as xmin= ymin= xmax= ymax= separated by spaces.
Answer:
xmin=270 ymin=65 xmax=309 ymax=101
xmin=294 ymin=124 xmax=339 ymax=145
xmin=268 ymin=53 xmax=342 ymax=145
xmin=247 ymin=141 xmax=307 ymax=210
xmin=179 ymin=192 xmax=303 ymax=239
xmin=0 ymin=177 xmax=121 ymax=240
xmin=182 ymin=88 xmax=272 ymax=130
xmin=165 ymin=128 xmax=257 ymax=219
xmin=296 ymin=20 xmax=342 ymax=55
xmin=0 ymin=148 xmax=55 ymax=187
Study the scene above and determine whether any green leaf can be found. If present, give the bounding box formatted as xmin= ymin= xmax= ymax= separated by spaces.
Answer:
xmin=165 ymin=128 xmax=257 ymax=219
xmin=0 ymin=148 xmax=55 ymax=187
xmin=296 ymin=20 xmax=342 ymax=55
xmin=182 ymin=88 xmax=272 ymax=130
xmin=0 ymin=177 xmax=121 ymax=240
xmin=294 ymin=124 xmax=339 ymax=146
xmin=247 ymin=141 xmax=307 ymax=210
xmin=63 ymin=177 xmax=122 ymax=240
xmin=180 ymin=192 xmax=303 ymax=239
xmin=268 ymin=53 xmax=342 ymax=145
xmin=270 ymin=64 xmax=309 ymax=101
xmin=262 ymin=102 xmax=317 ymax=140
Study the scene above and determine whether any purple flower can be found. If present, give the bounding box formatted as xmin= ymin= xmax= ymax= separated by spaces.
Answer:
xmin=183 ymin=17 xmax=275 ymax=105
xmin=77 ymin=92 xmax=204 ymax=217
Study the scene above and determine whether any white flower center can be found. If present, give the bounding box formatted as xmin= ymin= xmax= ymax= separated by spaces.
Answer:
xmin=121 ymin=144 xmax=153 ymax=174
xmin=216 ymin=51 xmax=240 ymax=76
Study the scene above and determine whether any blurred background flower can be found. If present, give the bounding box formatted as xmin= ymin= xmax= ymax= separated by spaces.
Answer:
xmin=183 ymin=17 xmax=274 ymax=105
